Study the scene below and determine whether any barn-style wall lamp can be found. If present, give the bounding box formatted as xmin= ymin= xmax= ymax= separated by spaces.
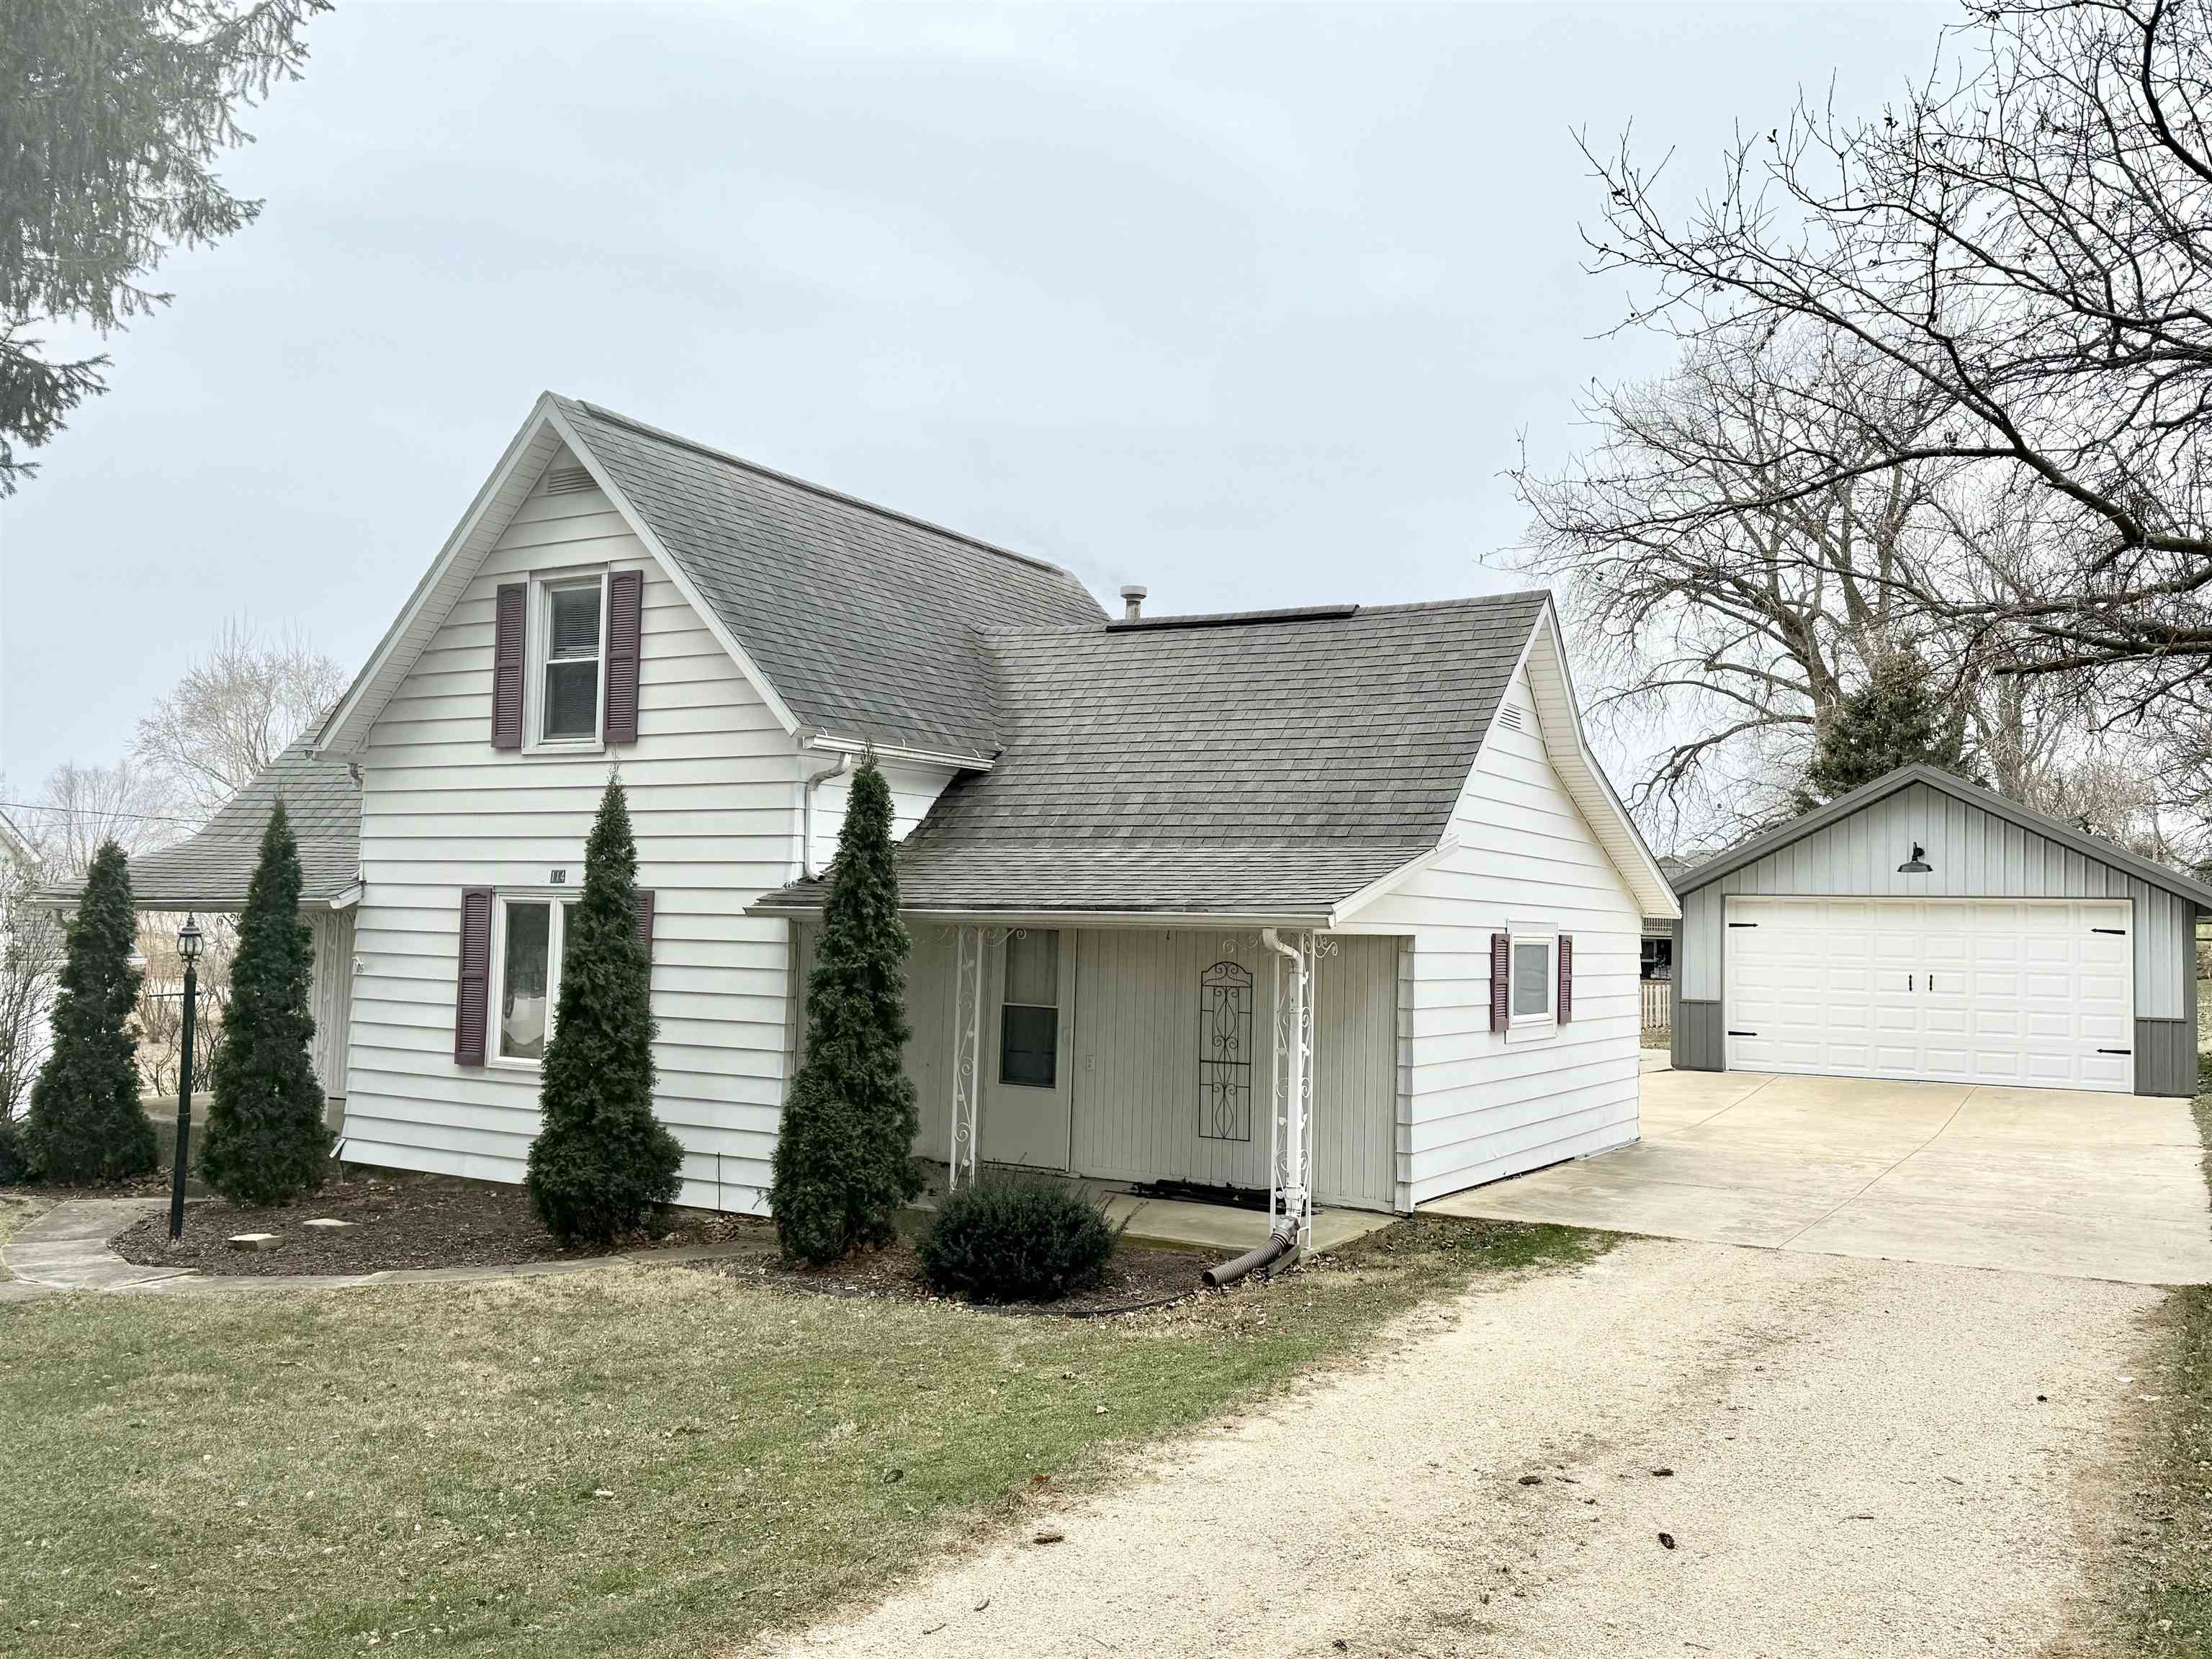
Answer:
xmin=1897 ymin=842 xmax=1933 ymax=874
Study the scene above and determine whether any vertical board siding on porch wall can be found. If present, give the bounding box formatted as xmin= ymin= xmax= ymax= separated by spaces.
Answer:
xmin=341 ymin=472 xmax=800 ymax=1214
xmin=1350 ymin=660 xmax=1643 ymax=1205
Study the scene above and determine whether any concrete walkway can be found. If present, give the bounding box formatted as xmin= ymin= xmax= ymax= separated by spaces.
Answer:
xmin=0 ymin=1198 xmax=757 ymax=1297
xmin=1431 ymin=1070 xmax=2212 ymax=1285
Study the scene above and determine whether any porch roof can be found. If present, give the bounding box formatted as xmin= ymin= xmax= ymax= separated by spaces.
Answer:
xmin=33 ymin=734 xmax=360 ymax=913
xmin=748 ymin=837 xmax=1424 ymax=921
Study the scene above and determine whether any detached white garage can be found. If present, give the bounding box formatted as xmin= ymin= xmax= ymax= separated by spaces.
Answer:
xmin=1673 ymin=766 xmax=2209 ymax=1100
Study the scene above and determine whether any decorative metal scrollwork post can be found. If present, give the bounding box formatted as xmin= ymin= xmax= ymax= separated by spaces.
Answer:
xmin=948 ymin=924 xmax=985 ymax=1192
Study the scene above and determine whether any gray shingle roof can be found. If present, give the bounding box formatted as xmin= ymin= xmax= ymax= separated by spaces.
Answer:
xmin=754 ymin=592 xmax=1551 ymax=917
xmin=557 ymin=398 xmax=1106 ymax=760
xmin=38 ymin=735 xmax=360 ymax=910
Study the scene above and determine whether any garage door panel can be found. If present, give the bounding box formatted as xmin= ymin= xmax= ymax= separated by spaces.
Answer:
xmin=1725 ymin=897 xmax=2134 ymax=1094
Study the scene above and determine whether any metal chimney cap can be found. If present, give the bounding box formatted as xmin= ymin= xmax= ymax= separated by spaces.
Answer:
xmin=1120 ymin=584 xmax=1147 ymax=619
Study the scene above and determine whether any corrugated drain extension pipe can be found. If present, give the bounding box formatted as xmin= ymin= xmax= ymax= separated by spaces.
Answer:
xmin=801 ymin=750 xmax=851 ymax=879
xmin=1202 ymin=927 xmax=1308 ymax=1290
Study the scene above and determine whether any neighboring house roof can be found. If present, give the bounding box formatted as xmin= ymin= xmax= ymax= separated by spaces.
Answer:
xmin=1671 ymin=763 xmax=2212 ymax=909
xmin=34 ymin=735 xmax=361 ymax=912
xmin=754 ymin=593 xmax=1679 ymax=921
xmin=318 ymin=392 xmax=1106 ymax=763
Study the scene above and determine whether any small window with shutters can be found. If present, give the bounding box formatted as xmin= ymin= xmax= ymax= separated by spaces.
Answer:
xmin=1500 ymin=927 xmax=1568 ymax=1033
xmin=461 ymin=888 xmax=655 ymax=1068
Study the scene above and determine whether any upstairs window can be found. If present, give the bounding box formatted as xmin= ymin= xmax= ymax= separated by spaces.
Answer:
xmin=539 ymin=577 xmax=605 ymax=742
xmin=999 ymin=930 xmax=1060 ymax=1087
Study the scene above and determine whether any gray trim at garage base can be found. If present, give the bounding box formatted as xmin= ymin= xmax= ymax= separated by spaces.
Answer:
xmin=1673 ymin=999 xmax=1723 ymax=1072
xmin=2136 ymin=1019 xmax=2196 ymax=1098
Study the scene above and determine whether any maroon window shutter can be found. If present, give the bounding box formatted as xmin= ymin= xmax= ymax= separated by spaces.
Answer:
xmin=454 ymin=887 xmax=493 ymax=1064
xmin=492 ymin=583 xmax=527 ymax=750
xmin=1557 ymin=935 xmax=1574 ymax=1025
xmin=634 ymin=889 xmax=655 ymax=962
xmin=1490 ymin=932 xmax=1510 ymax=1033
xmin=604 ymin=569 xmax=643 ymax=744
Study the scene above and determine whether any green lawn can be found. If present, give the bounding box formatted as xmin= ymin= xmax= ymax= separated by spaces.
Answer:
xmin=0 ymin=1215 xmax=1601 ymax=1658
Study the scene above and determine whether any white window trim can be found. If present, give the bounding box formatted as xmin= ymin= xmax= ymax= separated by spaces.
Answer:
xmin=523 ymin=566 xmax=609 ymax=753
xmin=487 ymin=890 xmax=578 ymax=1070
xmin=1507 ymin=927 xmax=1558 ymax=1035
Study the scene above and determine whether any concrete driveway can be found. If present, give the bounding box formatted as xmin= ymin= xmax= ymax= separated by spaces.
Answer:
xmin=1429 ymin=1070 xmax=2212 ymax=1284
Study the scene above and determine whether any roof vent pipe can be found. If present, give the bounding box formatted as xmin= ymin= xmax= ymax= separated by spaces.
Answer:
xmin=1120 ymin=585 xmax=1147 ymax=621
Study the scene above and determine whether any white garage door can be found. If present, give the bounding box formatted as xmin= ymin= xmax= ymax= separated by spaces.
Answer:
xmin=1723 ymin=897 xmax=2134 ymax=1093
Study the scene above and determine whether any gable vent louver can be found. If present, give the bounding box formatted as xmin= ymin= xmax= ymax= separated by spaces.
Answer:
xmin=1498 ymin=706 xmax=1524 ymax=732
xmin=542 ymin=465 xmax=595 ymax=497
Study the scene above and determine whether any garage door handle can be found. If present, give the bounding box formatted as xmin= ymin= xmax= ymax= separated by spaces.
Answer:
xmin=1727 ymin=922 xmax=1758 ymax=929
xmin=2098 ymin=1048 xmax=2132 ymax=1056
xmin=1727 ymin=1029 xmax=1756 ymax=1037
xmin=2092 ymin=927 xmax=2127 ymax=935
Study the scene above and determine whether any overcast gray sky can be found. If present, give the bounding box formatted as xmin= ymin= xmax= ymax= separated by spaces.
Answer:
xmin=0 ymin=0 xmax=1951 ymax=805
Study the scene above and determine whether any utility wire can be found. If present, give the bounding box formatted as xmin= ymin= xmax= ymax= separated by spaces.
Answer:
xmin=0 ymin=801 xmax=213 ymax=828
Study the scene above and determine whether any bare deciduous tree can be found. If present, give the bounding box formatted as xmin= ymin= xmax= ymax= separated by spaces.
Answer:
xmin=28 ymin=758 xmax=182 ymax=878
xmin=133 ymin=618 xmax=346 ymax=811
xmin=0 ymin=813 xmax=61 ymax=1118
xmin=1581 ymin=0 xmax=2212 ymax=680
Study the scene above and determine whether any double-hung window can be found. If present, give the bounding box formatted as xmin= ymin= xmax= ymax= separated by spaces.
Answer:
xmin=1509 ymin=930 xmax=1557 ymax=1027
xmin=495 ymin=896 xmax=577 ymax=1062
xmin=536 ymin=576 xmax=606 ymax=744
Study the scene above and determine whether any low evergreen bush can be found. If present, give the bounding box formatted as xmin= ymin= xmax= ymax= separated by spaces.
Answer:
xmin=917 ymin=1179 xmax=1120 ymax=1303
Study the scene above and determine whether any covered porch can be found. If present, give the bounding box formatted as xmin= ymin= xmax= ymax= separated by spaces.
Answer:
xmin=773 ymin=906 xmax=1412 ymax=1239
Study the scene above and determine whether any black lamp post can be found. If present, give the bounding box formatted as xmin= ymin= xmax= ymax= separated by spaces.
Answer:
xmin=168 ymin=914 xmax=204 ymax=1241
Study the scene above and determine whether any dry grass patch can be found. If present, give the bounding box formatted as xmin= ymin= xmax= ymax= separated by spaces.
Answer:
xmin=0 ymin=1191 xmax=48 ymax=1281
xmin=0 ymin=1214 xmax=1603 ymax=1658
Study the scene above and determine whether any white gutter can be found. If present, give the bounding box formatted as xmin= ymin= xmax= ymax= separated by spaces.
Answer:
xmin=804 ymin=733 xmax=996 ymax=772
xmin=801 ymin=750 xmax=851 ymax=879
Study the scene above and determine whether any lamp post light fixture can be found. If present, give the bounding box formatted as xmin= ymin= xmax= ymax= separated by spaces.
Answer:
xmin=1897 ymin=842 xmax=1933 ymax=875
xmin=168 ymin=914 xmax=204 ymax=1242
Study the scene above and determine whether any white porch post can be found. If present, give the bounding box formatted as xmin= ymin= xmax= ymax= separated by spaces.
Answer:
xmin=948 ymin=923 xmax=985 ymax=1191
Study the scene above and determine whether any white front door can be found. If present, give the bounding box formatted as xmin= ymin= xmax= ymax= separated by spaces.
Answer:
xmin=981 ymin=927 xmax=1075 ymax=1169
xmin=1724 ymin=897 xmax=2134 ymax=1092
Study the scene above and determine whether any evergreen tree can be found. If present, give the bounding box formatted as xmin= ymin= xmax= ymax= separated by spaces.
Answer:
xmin=201 ymin=800 xmax=331 ymax=1204
xmin=0 ymin=1 xmax=330 ymax=492
xmin=25 ymin=841 xmax=153 ymax=1181
xmin=770 ymin=756 xmax=922 ymax=1265
xmin=1797 ymin=649 xmax=1973 ymax=811
xmin=527 ymin=776 xmax=682 ymax=1245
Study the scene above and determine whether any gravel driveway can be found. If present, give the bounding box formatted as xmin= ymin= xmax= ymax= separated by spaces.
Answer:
xmin=765 ymin=1238 xmax=2159 ymax=1658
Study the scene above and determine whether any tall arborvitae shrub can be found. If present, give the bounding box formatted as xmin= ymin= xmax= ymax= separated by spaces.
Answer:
xmin=1797 ymin=648 xmax=1973 ymax=811
xmin=26 ymin=842 xmax=154 ymax=1182
xmin=202 ymin=801 xmax=331 ymax=1204
xmin=527 ymin=776 xmax=682 ymax=1245
xmin=770 ymin=756 xmax=922 ymax=1265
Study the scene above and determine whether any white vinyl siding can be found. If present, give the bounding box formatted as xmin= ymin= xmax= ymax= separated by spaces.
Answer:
xmin=806 ymin=759 xmax=956 ymax=875
xmin=341 ymin=464 xmax=799 ymax=1214
xmin=1355 ymin=660 xmax=1643 ymax=1206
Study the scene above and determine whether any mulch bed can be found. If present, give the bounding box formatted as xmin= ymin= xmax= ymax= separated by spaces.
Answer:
xmin=703 ymin=1224 xmax=1213 ymax=1316
xmin=104 ymin=1165 xmax=1215 ymax=1311
xmin=109 ymin=1166 xmax=723 ymax=1277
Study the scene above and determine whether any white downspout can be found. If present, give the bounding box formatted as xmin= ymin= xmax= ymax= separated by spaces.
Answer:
xmin=1261 ymin=926 xmax=1308 ymax=1235
xmin=801 ymin=750 xmax=850 ymax=879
